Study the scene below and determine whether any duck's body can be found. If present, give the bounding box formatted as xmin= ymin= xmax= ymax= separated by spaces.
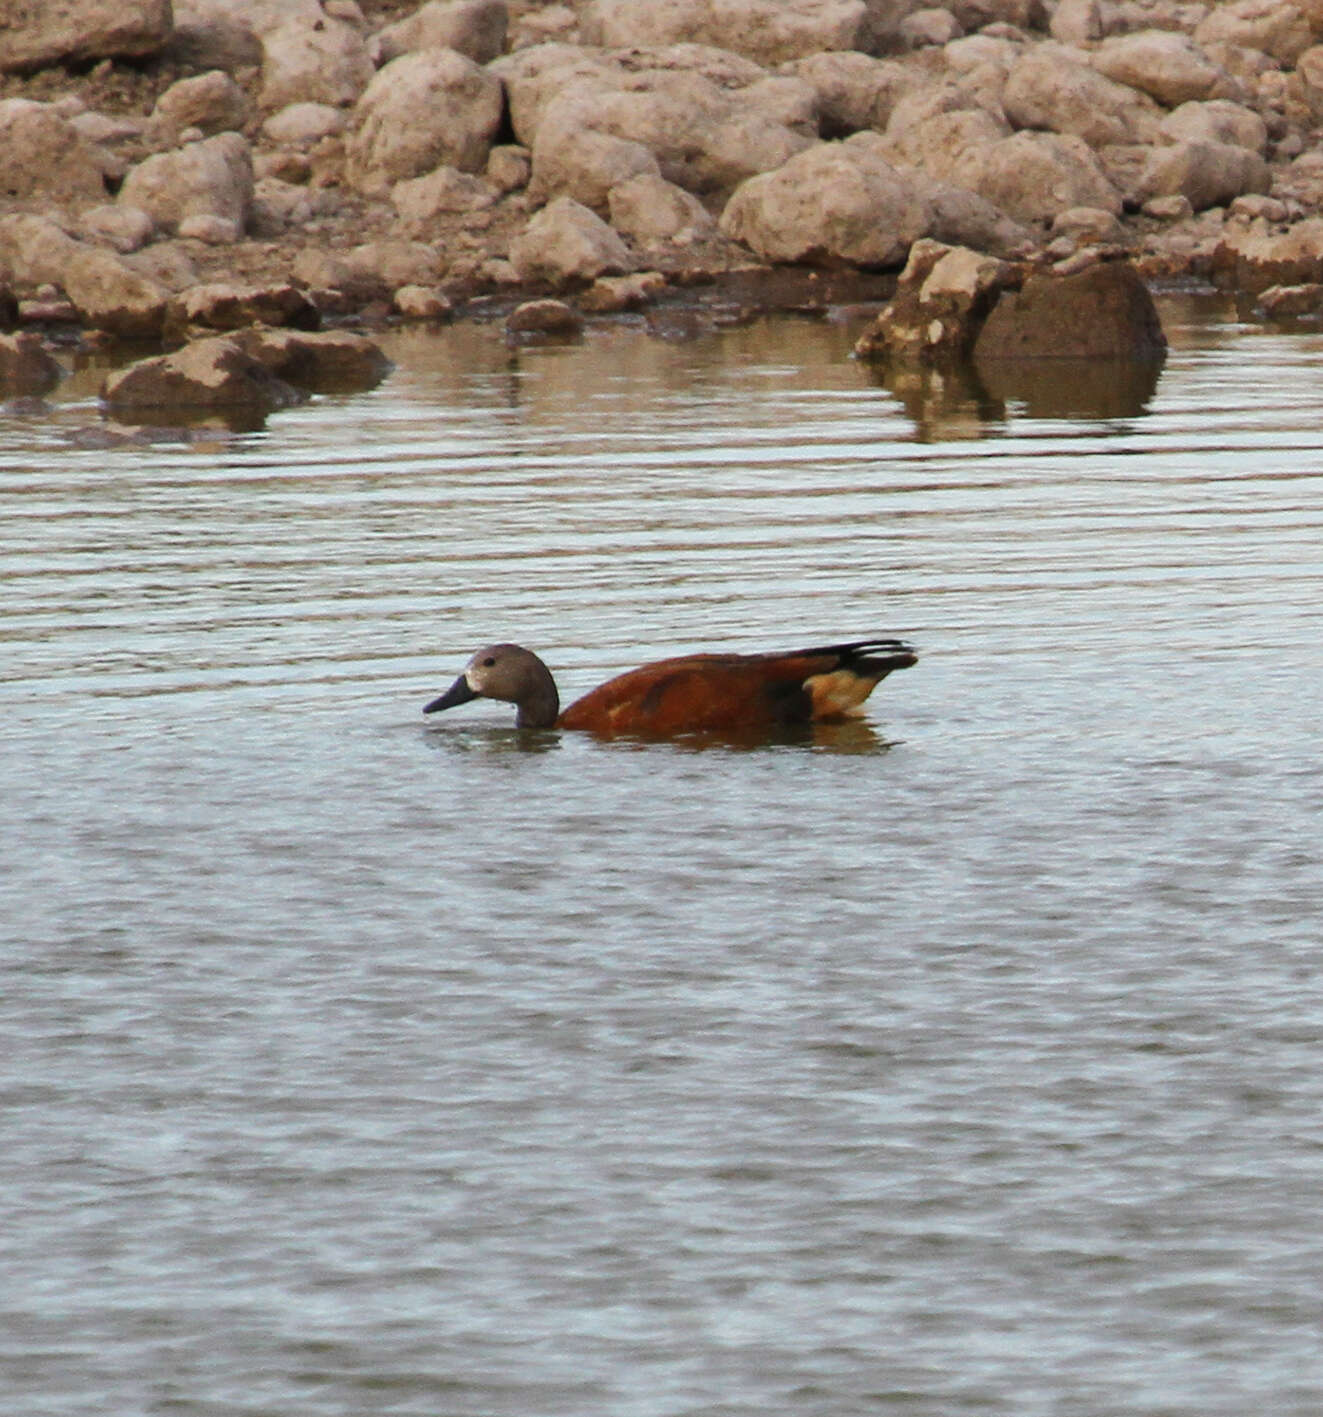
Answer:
xmin=423 ymin=638 xmax=917 ymax=736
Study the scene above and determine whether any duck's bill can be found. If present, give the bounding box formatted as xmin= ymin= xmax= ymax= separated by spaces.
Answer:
xmin=423 ymin=675 xmax=477 ymax=714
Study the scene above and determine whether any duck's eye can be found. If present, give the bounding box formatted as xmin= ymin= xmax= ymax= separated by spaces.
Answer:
xmin=482 ymin=657 xmax=496 ymax=667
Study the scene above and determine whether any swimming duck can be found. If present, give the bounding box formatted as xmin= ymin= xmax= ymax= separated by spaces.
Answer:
xmin=423 ymin=637 xmax=917 ymax=735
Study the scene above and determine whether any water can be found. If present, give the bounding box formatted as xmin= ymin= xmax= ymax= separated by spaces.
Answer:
xmin=4 ymin=296 xmax=1323 ymax=1416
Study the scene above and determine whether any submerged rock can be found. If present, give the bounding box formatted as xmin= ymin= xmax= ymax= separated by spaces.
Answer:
xmin=0 ymin=332 xmax=63 ymax=394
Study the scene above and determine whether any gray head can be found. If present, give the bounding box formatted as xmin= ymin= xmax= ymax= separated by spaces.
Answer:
xmin=423 ymin=643 xmax=560 ymax=729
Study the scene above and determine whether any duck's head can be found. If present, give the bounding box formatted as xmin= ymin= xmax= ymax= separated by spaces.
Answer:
xmin=423 ymin=643 xmax=560 ymax=729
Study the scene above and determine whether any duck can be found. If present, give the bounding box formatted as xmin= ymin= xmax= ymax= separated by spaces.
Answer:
xmin=423 ymin=637 xmax=917 ymax=736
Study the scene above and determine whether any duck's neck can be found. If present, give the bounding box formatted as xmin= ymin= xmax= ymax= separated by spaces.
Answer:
xmin=515 ymin=657 xmax=560 ymax=729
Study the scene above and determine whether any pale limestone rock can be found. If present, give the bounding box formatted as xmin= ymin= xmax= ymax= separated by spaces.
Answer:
xmin=62 ymin=245 xmax=170 ymax=336
xmin=780 ymin=52 xmax=918 ymax=134
xmin=1258 ymin=282 xmax=1323 ymax=316
xmin=391 ymin=167 xmax=496 ymax=233
xmin=1004 ymin=42 xmax=1164 ymax=147
xmin=486 ymin=146 xmax=532 ymax=193
xmin=952 ymin=129 xmax=1122 ymax=223
xmin=1213 ymin=216 xmax=1323 ymax=291
xmin=347 ymin=241 xmax=445 ymax=288
xmin=1092 ymin=30 xmax=1227 ymax=105
xmin=151 ymin=71 xmax=251 ymax=139
xmin=262 ymin=103 xmax=347 ymax=147
xmin=170 ymin=282 xmax=321 ymax=332
xmin=0 ymin=0 xmax=171 ymax=73
xmin=1050 ymin=0 xmax=1105 ymax=44
xmin=346 ymin=50 xmax=504 ymax=194
xmin=393 ymin=285 xmax=454 ymax=319
xmin=607 ymin=173 xmax=717 ymax=245
xmin=1050 ymin=205 xmax=1127 ymax=241
xmin=118 ymin=134 xmax=254 ymax=236
xmin=580 ymin=0 xmax=871 ymax=66
xmin=506 ymin=298 xmax=585 ymax=335
xmin=719 ymin=138 xmax=932 ymax=268
xmin=0 ymin=100 xmax=109 ymax=205
xmin=374 ymin=0 xmax=508 ymax=65
xmin=1136 ymin=139 xmax=1271 ymax=211
xmin=531 ymin=114 xmax=662 ymax=212
xmin=1194 ymin=0 xmax=1313 ymax=66
xmin=259 ymin=16 xmax=374 ymax=112
xmin=1141 ymin=193 xmax=1194 ymax=220
xmin=229 ymin=328 xmax=392 ymax=392
xmin=80 ymin=204 xmax=156 ymax=253
xmin=1160 ymin=98 xmax=1268 ymax=152
xmin=508 ymin=196 xmax=634 ymax=284
xmin=579 ymin=270 xmax=667 ymax=310
xmin=899 ymin=7 xmax=965 ymax=48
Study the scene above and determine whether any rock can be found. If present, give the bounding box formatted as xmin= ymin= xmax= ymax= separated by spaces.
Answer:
xmin=151 ymin=71 xmax=251 ymax=139
xmin=608 ymin=173 xmax=717 ymax=245
xmin=1212 ymin=216 xmax=1323 ymax=293
xmin=853 ymin=239 xmax=1014 ymax=364
xmin=579 ymin=270 xmax=667 ymax=310
xmin=1194 ymin=0 xmax=1313 ymax=67
xmin=228 ymin=327 xmax=393 ymax=392
xmin=393 ymin=285 xmax=454 ymax=319
xmin=1050 ymin=0 xmax=1104 ymax=44
xmin=167 ymin=282 xmax=322 ymax=334
xmin=391 ymin=167 xmax=496 ymax=233
xmin=1136 ymin=140 xmax=1271 ymax=212
xmin=531 ymin=119 xmax=662 ymax=212
xmin=486 ymin=146 xmax=532 ymax=193
xmin=117 ymin=133 xmax=254 ymax=237
xmin=262 ymin=102 xmax=347 ymax=146
xmin=374 ymin=0 xmax=508 ymax=66
xmin=1160 ymin=99 xmax=1268 ymax=153
xmin=63 ymin=246 xmax=170 ymax=335
xmin=1141 ymin=193 xmax=1194 ymax=220
xmin=508 ymin=196 xmax=635 ymax=284
xmin=1258 ymin=282 xmax=1323 ymax=316
xmin=719 ymin=138 xmax=932 ymax=268
xmin=178 ymin=214 xmax=243 ymax=244
xmin=973 ymin=259 xmax=1166 ymax=359
xmin=347 ymin=240 xmax=444 ymax=288
xmin=505 ymin=298 xmax=585 ymax=336
xmin=516 ymin=61 xmax=816 ymax=204
xmin=952 ymin=130 xmax=1122 ymax=224
xmin=948 ymin=0 xmax=1046 ymax=27
xmin=781 ymin=52 xmax=917 ymax=136
xmin=0 ymin=100 xmax=110 ymax=205
xmin=922 ymin=180 xmax=1037 ymax=257
xmin=101 ymin=335 xmax=305 ymax=416
xmin=1091 ymin=30 xmax=1227 ymax=106
xmin=580 ymin=0 xmax=871 ymax=66
xmin=346 ymin=49 xmax=504 ymax=195
xmin=80 ymin=204 xmax=156 ymax=253
xmin=886 ymin=99 xmax=1011 ymax=185
xmin=0 ymin=214 xmax=79 ymax=288
xmin=898 ymin=8 xmax=965 ymax=48
xmin=0 ymin=332 xmax=62 ymax=394
xmin=1050 ymin=205 xmax=1127 ymax=242
xmin=1003 ymin=43 xmax=1164 ymax=147
xmin=259 ymin=16 xmax=374 ymax=112
xmin=0 ymin=0 xmax=172 ymax=73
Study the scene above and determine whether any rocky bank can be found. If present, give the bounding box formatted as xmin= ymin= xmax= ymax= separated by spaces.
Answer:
xmin=6 ymin=0 xmax=1323 ymax=383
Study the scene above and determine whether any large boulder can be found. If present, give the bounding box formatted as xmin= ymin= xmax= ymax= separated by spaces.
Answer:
xmin=951 ymin=130 xmax=1121 ymax=225
xmin=580 ymin=0 xmax=871 ymax=66
xmin=608 ymin=173 xmax=718 ymax=246
xmin=1003 ymin=43 xmax=1164 ymax=147
xmin=1212 ymin=216 xmax=1323 ymax=293
xmin=1159 ymin=99 xmax=1268 ymax=154
xmin=258 ymin=16 xmax=374 ymax=111
xmin=118 ymin=134 xmax=254 ymax=238
xmin=1091 ymin=30 xmax=1228 ymax=106
xmin=973 ymin=260 xmax=1166 ymax=360
xmin=150 ymin=70 xmax=252 ymax=140
xmin=101 ymin=335 xmax=305 ymax=418
xmin=374 ymin=0 xmax=508 ymax=65
xmin=1194 ymin=0 xmax=1314 ymax=67
xmin=854 ymin=239 xmax=1016 ymax=365
xmin=511 ymin=55 xmax=817 ymax=202
xmin=1136 ymin=140 xmax=1272 ymax=212
xmin=345 ymin=49 xmax=504 ymax=195
xmin=509 ymin=197 xmax=635 ymax=285
xmin=0 ymin=0 xmax=171 ymax=73
xmin=0 ymin=333 xmax=62 ymax=394
xmin=719 ymin=137 xmax=932 ymax=268
xmin=0 ymin=100 xmax=111 ymax=205
xmin=781 ymin=52 xmax=918 ymax=136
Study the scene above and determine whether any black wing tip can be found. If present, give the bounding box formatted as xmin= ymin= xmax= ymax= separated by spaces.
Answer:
xmin=799 ymin=636 xmax=918 ymax=662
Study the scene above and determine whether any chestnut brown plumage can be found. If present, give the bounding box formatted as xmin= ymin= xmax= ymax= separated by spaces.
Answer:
xmin=424 ymin=638 xmax=917 ymax=736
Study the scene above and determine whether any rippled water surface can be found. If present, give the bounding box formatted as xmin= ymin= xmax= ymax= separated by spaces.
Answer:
xmin=5 ymin=295 xmax=1323 ymax=1416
